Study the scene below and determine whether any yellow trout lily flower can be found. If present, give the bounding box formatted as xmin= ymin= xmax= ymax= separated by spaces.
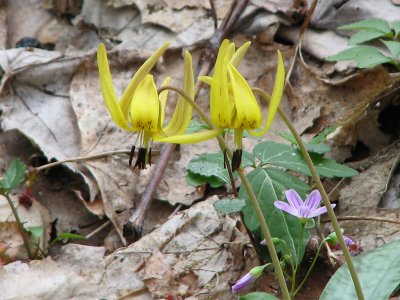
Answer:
xmin=199 ymin=39 xmax=285 ymax=170
xmin=97 ymin=43 xmax=199 ymax=169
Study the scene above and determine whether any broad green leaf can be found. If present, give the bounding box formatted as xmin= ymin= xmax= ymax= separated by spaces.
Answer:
xmin=213 ymin=198 xmax=245 ymax=214
xmin=355 ymin=47 xmax=392 ymax=68
xmin=240 ymin=292 xmax=280 ymax=300
xmin=275 ymin=131 xmax=331 ymax=154
xmin=240 ymin=167 xmax=309 ymax=264
xmin=382 ymin=40 xmax=400 ymax=59
xmin=392 ymin=20 xmax=400 ymax=37
xmin=185 ymin=171 xmax=225 ymax=188
xmin=254 ymin=141 xmax=358 ymax=178
xmin=27 ymin=226 xmax=44 ymax=238
xmin=348 ymin=29 xmax=387 ymax=45
xmin=188 ymin=153 xmax=225 ymax=177
xmin=327 ymin=46 xmax=369 ymax=61
xmin=339 ymin=18 xmax=391 ymax=34
xmin=327 ymin=46 xmax=392 ymax=69
xmin=320 ymin=240 xmax=400 ymax=300
xmin=0 ymin=159 xmax=27 ymax=193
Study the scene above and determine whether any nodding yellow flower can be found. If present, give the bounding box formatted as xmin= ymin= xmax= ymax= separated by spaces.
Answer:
xmin=199 ymin=39 xmax=285 ymax=170
xmin=97 ymin=43 xmax=198 ymax=169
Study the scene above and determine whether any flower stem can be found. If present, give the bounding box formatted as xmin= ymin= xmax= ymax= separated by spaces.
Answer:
xmin=293 ymin=238 xmax=327 ymax=297
xmin=4 ymin=192 xmax=34 ymax=259
xmin=291 ymin=224 xmax=305 ymax=296
xmin=159 ymin=85 xmax=291 ymax=300
xmin=253 ymin=88 xmax=365 ymax=300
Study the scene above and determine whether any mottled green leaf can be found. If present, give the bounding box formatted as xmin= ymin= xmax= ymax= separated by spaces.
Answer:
xmin=254 ymin=141 xmax=358 ymax=178
xmin=275 ymin=131 xmax=331 ymax=154
xmin=321 ymin=241 xmax=400 ymax=300
xmin=213 ymin=198 xmax=245 ymax=214
xmin=0 ymin=159 xmax=26 ymax=193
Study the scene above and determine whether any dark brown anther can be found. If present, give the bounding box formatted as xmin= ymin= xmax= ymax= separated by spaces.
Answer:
xmin=129 ymin=145 xmax=136 ymax=166
xmin=134 ymin=148 xmax=147 ymax=169
xmin=149 ymin=148 xmax=152 ymax=166
xmin=231 ymin=149 xmax=243 ymax=170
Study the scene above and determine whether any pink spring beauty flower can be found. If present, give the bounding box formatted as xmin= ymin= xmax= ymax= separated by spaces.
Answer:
xmin=274 ymin=189 xmax=335 ymax=220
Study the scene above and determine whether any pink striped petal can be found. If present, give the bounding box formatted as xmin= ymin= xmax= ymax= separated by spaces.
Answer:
xmin=304 ymin=190 xmax=322 ymax=211
xmin=285 ymin=189 xmax=303 ymax=210
xmin=308 ymin=204 xmax=335 ymax=218
xmin=274 ymin=201 xmax=299 ymax=217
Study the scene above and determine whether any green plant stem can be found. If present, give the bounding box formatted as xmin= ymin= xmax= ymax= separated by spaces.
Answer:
xmin=4 ymin=192 xmax=33 ymax=259
xmin=291 ymin=224 xmax=305 ymax=296
xmin=238 ymin=171 xmax=291 ymax=300
xmin=253 ymin=88 xmax=365 ymax=300
xmin=293 ymin=239 xmax=327 ymax=297
xmin=159 ymin=85 xmax=291 ymax=300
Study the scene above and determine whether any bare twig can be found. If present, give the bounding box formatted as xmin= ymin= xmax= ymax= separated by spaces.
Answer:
xmin=322 ymin=216 xmax=400 ymax=225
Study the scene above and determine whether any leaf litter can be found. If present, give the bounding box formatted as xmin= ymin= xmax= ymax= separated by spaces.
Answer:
xmin=0 ymin=0 xmax=400 ymax=299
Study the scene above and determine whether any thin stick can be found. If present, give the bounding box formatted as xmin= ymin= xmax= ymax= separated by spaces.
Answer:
xmin=34 ymin=150 xmax=131 ymax=172
xmin=323 ymin=216 xmax=400 ymax=225
xmin=4 ymin=193 xmax=34 ymax=259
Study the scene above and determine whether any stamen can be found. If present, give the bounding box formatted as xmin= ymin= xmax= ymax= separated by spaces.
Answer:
xmin=129 ymin=145 xmax=136 ymax=166
xmin=134 ymin=147 xmax=148 ymax=169
xmin=232 ymin=149 xmax=243 ymax=170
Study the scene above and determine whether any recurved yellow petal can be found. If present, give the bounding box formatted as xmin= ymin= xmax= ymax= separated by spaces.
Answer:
xmin=248 ymin=50 xmax=285 ymax=137
xmin=155 ymin=129 xmax=223 ymax=144
xmin=210 ymin=40 xmax=231 ymax=127
xmin=198 ymin=76 xmax=212 ymax=85
xmin=120 ymin=42 xmax=171 ymax=119
xmin=97 ymin=44 xmax=129 ymax=129
xmin=227 ymin=63 xmax=261 ymax=130
xmin=230 ymin=41 xmax=251 ymax=67
xmin=162 ymin=51 xmax=194 ymax=136
xmin=130 ymin=75 xmax=160 ymax=132
xmin=159 ymin=76 xmax=171 ymax=128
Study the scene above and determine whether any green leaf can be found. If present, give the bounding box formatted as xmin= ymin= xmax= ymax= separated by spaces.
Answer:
xmin=184 ymin=120 xmax=209 ymax=134
xmin=275 ymin=131 xmax=331 ymax=154
xmin=213 ymin=198 xmax=245 ymax=214
xmin=26 ymin=226 xmax=44 ymax=238
xmin=327 ymin=45 xmax=392 ymax=69
xmin=311 ymin=126 xmax=336 ymax=144
xmin=55 ymin=233 xmax=86 ymax=241
xmin=186 ymin=171 xmax=225 ymax=188
xmin=339 ymin=18 xmax=391 ymax=34
xmin=320 ymin=240 xmax=400 ymax=300
xmin=392 ymin=20 xmax=400 ymax=37
xmin=355 ymin=47 xmax=392 ymax=68
xmin=240 ymin=292 xmax=280 ymax=300
xmin=348 ymin=29 xmax=387 ymax=45
xmin=254 ymin=141 xmax=358 ymax=178
xmin=382 ymin=40 xmax=400 ymax=59
xmin=0 ymin=159 xmax=27 ymax=193
xmin=240 ymin=167 xmax=310 ymax=264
